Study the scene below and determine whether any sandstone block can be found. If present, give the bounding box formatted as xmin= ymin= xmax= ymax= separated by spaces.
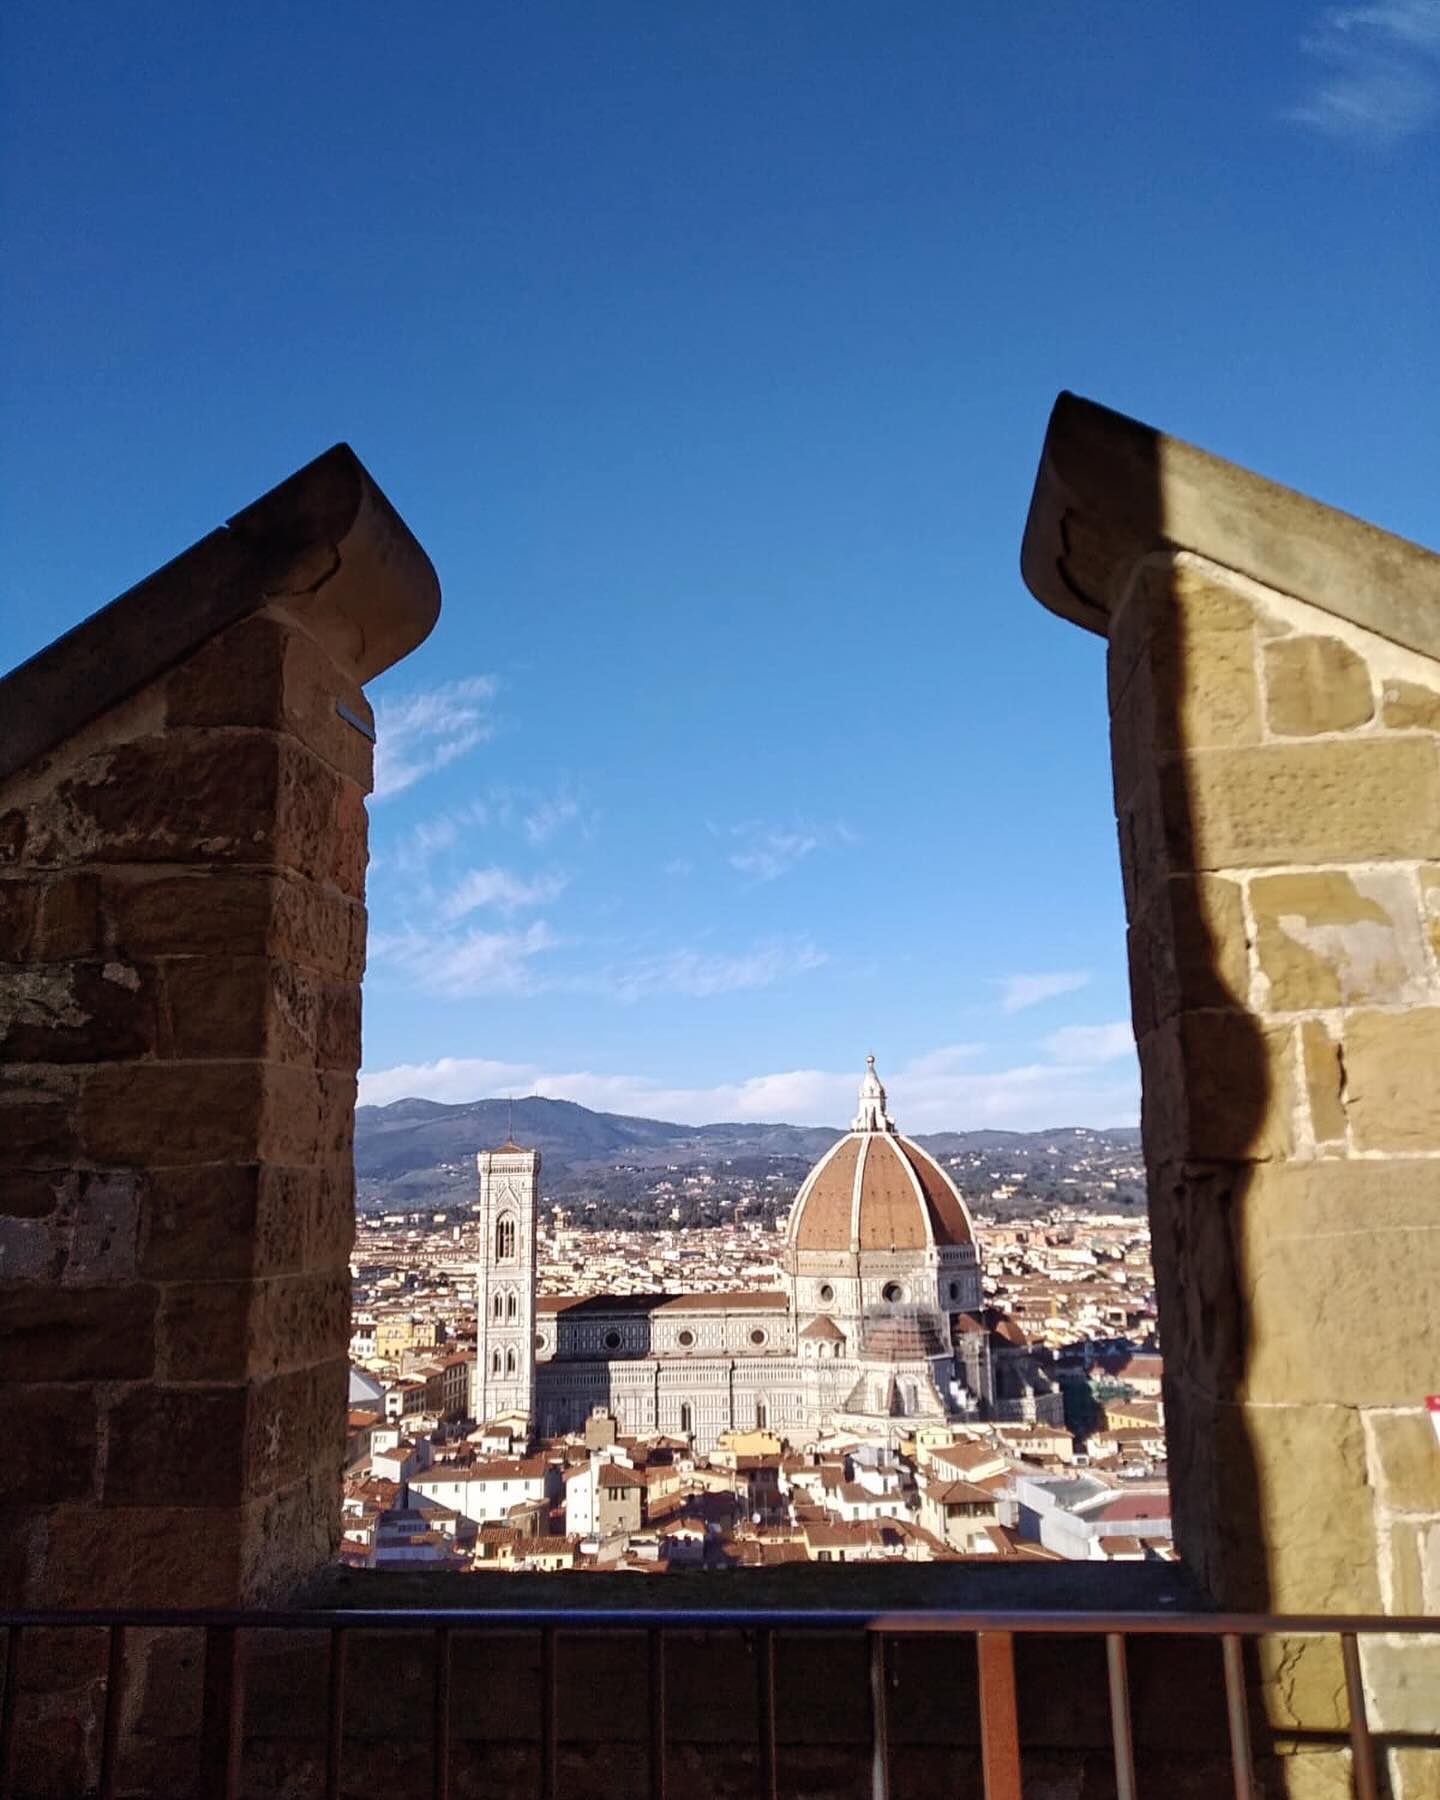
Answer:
xmin=1299 ymin=1019 xmax=1345 ymax=1144
xmin=34 ymin=873 xmax=101 ymax=958
xmin=1128 ymin=875 xmax=1249 ymax=1033
xmin=21 ymin=732 xmax=285 ymax=867
xmin=0 ymin=879 xmax=38 ymax=958
xmin=1139 ymin=1013 xmax=1294 ymax=1163
xmin=1382 ymin=678 xmax=1440 ymax=730
xmin=0 ymin=1070 xmax=80 ymax=1169
xmin=1420 ymin=864 xmax=1440 ymax=968
xmin=0 ymin=1214 xmax=64 ymax=1280
xmin=1109 ymin=557 xmax=1261 ymax=741
xmin=101 ymin=1384 xmax=247 ymax=1507
xmin=1251 ymin=868 xmax=1432 ymax=1012
xmin=241 ymin=1474 xmax=343 ymax=1601
xmin=80 ymin=1061 xmax=267 ymax=1164
xmin=1360 ymin=1638 xmax=1440 ymax=1736
xmin=38 ymin=1503 xmax=244 ymax=1608
xmin=1236 ymin=1161 xmax=1439 ymax=1407
xmin=0 ymin=1283 xmax=157 ymax=1382
xmin=155 ymin=1279 xmax=253 ymax=1381
xmin=0 ymin=1170 xmax=69 ymax=1220
xmin=0 ymin=1388 xmax=98 ymax=1503
xmin=1385 ymin=1520 xmax=1438 ymax=1616
xmin=165 ymin=613 xmax=374 ymax=791
xmin=244 ymin=1360 xmax=348 ymax=1496
xmin=0 ymin=960 xmax=158 ymax=1063
xmin=108 ymin=869 xmax=365 ymax=981
xmin=1263 ymin=635 xmax=1374 ymax=736
xmin=1169 ymin=737 xmax=1440 ymax=870
xmin=1169 ymin=1393 xmax=1381 ymax=1613
xmin=1366 ymin=1410 xmax=1440 ymax=1514
xmin=62 ymin=1172 xmax=139 ymax=1283
xmin=1345 ymin=1007 xmax=1440 ymax=1151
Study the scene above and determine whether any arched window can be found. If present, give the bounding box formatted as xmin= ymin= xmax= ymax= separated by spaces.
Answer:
xmin=505 ymin=1347 xmax=517 ymax=1376
xmin=491 ymin=1348 xmax=502 ymax=1374
xmin=492 ymin=1293 xmax=503 ymax=1319
xmin=679 ymin=1403 xmax=693 ymax=1437
xmin=506 ymin=1292 xmax=517 ymax=1319
xmin=756 ymin=1400 xmax=768 ymax=1430
xmin=496 ymin=1215 xmax=516 ymax=1261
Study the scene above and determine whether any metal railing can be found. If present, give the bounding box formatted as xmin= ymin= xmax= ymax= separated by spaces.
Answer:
xmin=2 ymin=1605 xmax=1436 ymax=1800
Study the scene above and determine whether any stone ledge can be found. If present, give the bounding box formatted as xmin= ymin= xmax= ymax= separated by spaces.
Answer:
xmin=1021 ymin=392 xmax=1440 ymax=657
xmin=0 ymin=444 xmax=440 ymax=786
xmin=298 ymin=1557 xmax=1206 ymax=1613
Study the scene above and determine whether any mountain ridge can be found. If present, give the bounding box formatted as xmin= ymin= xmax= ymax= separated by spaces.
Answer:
xmin=354 ymin=1092 xmax=1141 ymax=1203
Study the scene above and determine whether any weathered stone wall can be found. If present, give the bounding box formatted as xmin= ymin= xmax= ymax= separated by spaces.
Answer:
xmin=0 ymin=449 xmax=439 ymax=1610
xmin=1024 ymin=393 xmax=1440 ymax=1798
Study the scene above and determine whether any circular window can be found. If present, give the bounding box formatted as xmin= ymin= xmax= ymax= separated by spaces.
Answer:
xmin=535 ymin=1333 xmax=546 ymax=1351
xmin=949 ymin=1281 xmax=961 ymax=1302
xmin=749 ymin=1328 xmax=767 ymax=1346
xmin=603 ymin=1329 xmax=622 ymax=1350
xmin=818 ymin=1283 xmax=835 ymax=1303
xmin=677 ymin=1328 xmax=695 ymax=1347
xmin=882 ymin=1282 xmax=904 ymax=1303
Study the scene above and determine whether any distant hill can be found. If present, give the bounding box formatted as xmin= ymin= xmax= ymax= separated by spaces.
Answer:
xmin=354 ymin=1093 xmax=1140 ymax=1208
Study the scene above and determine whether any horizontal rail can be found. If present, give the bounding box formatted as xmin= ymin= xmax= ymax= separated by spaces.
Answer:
xmin=2 ymin=1606 xmax=1436 ymax=1635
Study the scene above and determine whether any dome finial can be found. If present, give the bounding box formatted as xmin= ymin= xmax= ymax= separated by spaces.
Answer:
xmin=853 ymin=1053 xmax=894 ymax=1133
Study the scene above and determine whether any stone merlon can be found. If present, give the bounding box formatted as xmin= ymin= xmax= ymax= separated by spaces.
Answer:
xmin=1021 ymin=391 xmax=1440 ymax=656
xmin=0 ymin=443 xmax=440 ymax=785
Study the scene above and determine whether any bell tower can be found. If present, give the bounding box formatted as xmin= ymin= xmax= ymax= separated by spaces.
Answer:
xmin=475 ymin=1137 xmax=540 ymax=1429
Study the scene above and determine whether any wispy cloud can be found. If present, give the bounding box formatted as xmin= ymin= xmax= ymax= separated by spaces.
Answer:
xmin=368 ymin=923 xmax=824 ymax=1003
xmin=998 ymin=970 xmax=1091 ymax=1014
xmin=370 ymin=921 xmax=557 ymax=996
xmin=662 ymin=858 xmax=694 ymax=878
xmin=581 ymin=939 xmax=827 ymax=1003
xmin=1287 ymin=1 xmax=1440 ymax=143
xmin=521 ymin=791 xmax=583 ymax=845
xmin=1041 ymin=1021 xmax=1135 ymax=1066
xmin=726 ymin=820 xmax=857 ymax=882
xmin=372 ymin=676 xmax=498 ymax=800
xmin=439 ymin=866 xmax=567 ymax=920
xmin=359 ymin=1038 xmax=1139 ymax=1130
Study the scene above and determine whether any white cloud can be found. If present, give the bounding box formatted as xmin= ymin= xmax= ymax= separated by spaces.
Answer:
xmin=371 ymin=677 xmax=497 ymax=800
xmin=726 ymin=820 xmax=857 ymax=882
xmin=359 ymin=1042 xmax=1140 ymax=1131
xmin=370 ymin=921 xmax=556 ymax=996
xmin=521 ymin=792 xmax=582 ymax=845
xmin=579 ymin=939 xmax=827 ymax=1003
xmin=663 ymin=858 xmax=695 ymax=877
xmin=439 ymin=867 xmax=568 ymax=920
xmin=368 ymin=923 xmax=824 ymax=1004
xmin=1041 ymin=1021 xmax=1136 ymax=1066
xmin=998 ymin=970 xmax=1091 ymax=1014
xmin=1287 ymin=1 xmax=1440 ymax=143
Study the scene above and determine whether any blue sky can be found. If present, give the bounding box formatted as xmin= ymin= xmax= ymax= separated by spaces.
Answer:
xmin=3 ymin=3 xmax=1437 ymax=1130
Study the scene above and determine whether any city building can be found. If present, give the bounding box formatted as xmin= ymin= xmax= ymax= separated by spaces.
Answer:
xmin=475 ymin=1058 xmax=1060 ymax=1449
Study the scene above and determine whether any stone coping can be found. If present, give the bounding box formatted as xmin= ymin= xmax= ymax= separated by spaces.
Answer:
xmin=0 ymin=443 xmax=440 ymax=785
xmin=300 ymin=1558 xmax=1204 ymax=1613
xmin=1021 ymin=391 xmax=1440 ymax=657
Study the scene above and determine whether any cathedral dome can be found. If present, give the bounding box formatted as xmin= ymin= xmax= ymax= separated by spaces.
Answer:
xmin=786 ymin=1058 xmax=975 ymax=1253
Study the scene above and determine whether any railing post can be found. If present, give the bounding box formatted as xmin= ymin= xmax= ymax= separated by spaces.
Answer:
xmin=976 ymin=1631 xmax=1022 ymax=1800
xmin=1341 ymin=1633 xmax=1379 ymax=1800
xmin=869 ymin=1632 xmax=891 ymax=1800
xmin=754 ymin=1628 xmax=777 ymax=1800
xmin=1220 ymin=1634 xmax=1255 ymax=1800
xmin=433 ymin=1624 xmax=452 ymax=1800
xmin=0 ymin=1626 xmax=20 ymax=1796
xmin=325 ymin=1627 xmax=348 ymax=1800
xmin=198 ymin=1625 xmax=244 ymax=1800
xmin=648 ymin=1629 xmax=667 ymax=1800
xmin=1105 ymin=1633 xmax=1136 ymax=1800
xmin=98 ymin=1623 xmax=127 ymax=1800
xmin=539 ymin=1627 xmax=557 ymax=1800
